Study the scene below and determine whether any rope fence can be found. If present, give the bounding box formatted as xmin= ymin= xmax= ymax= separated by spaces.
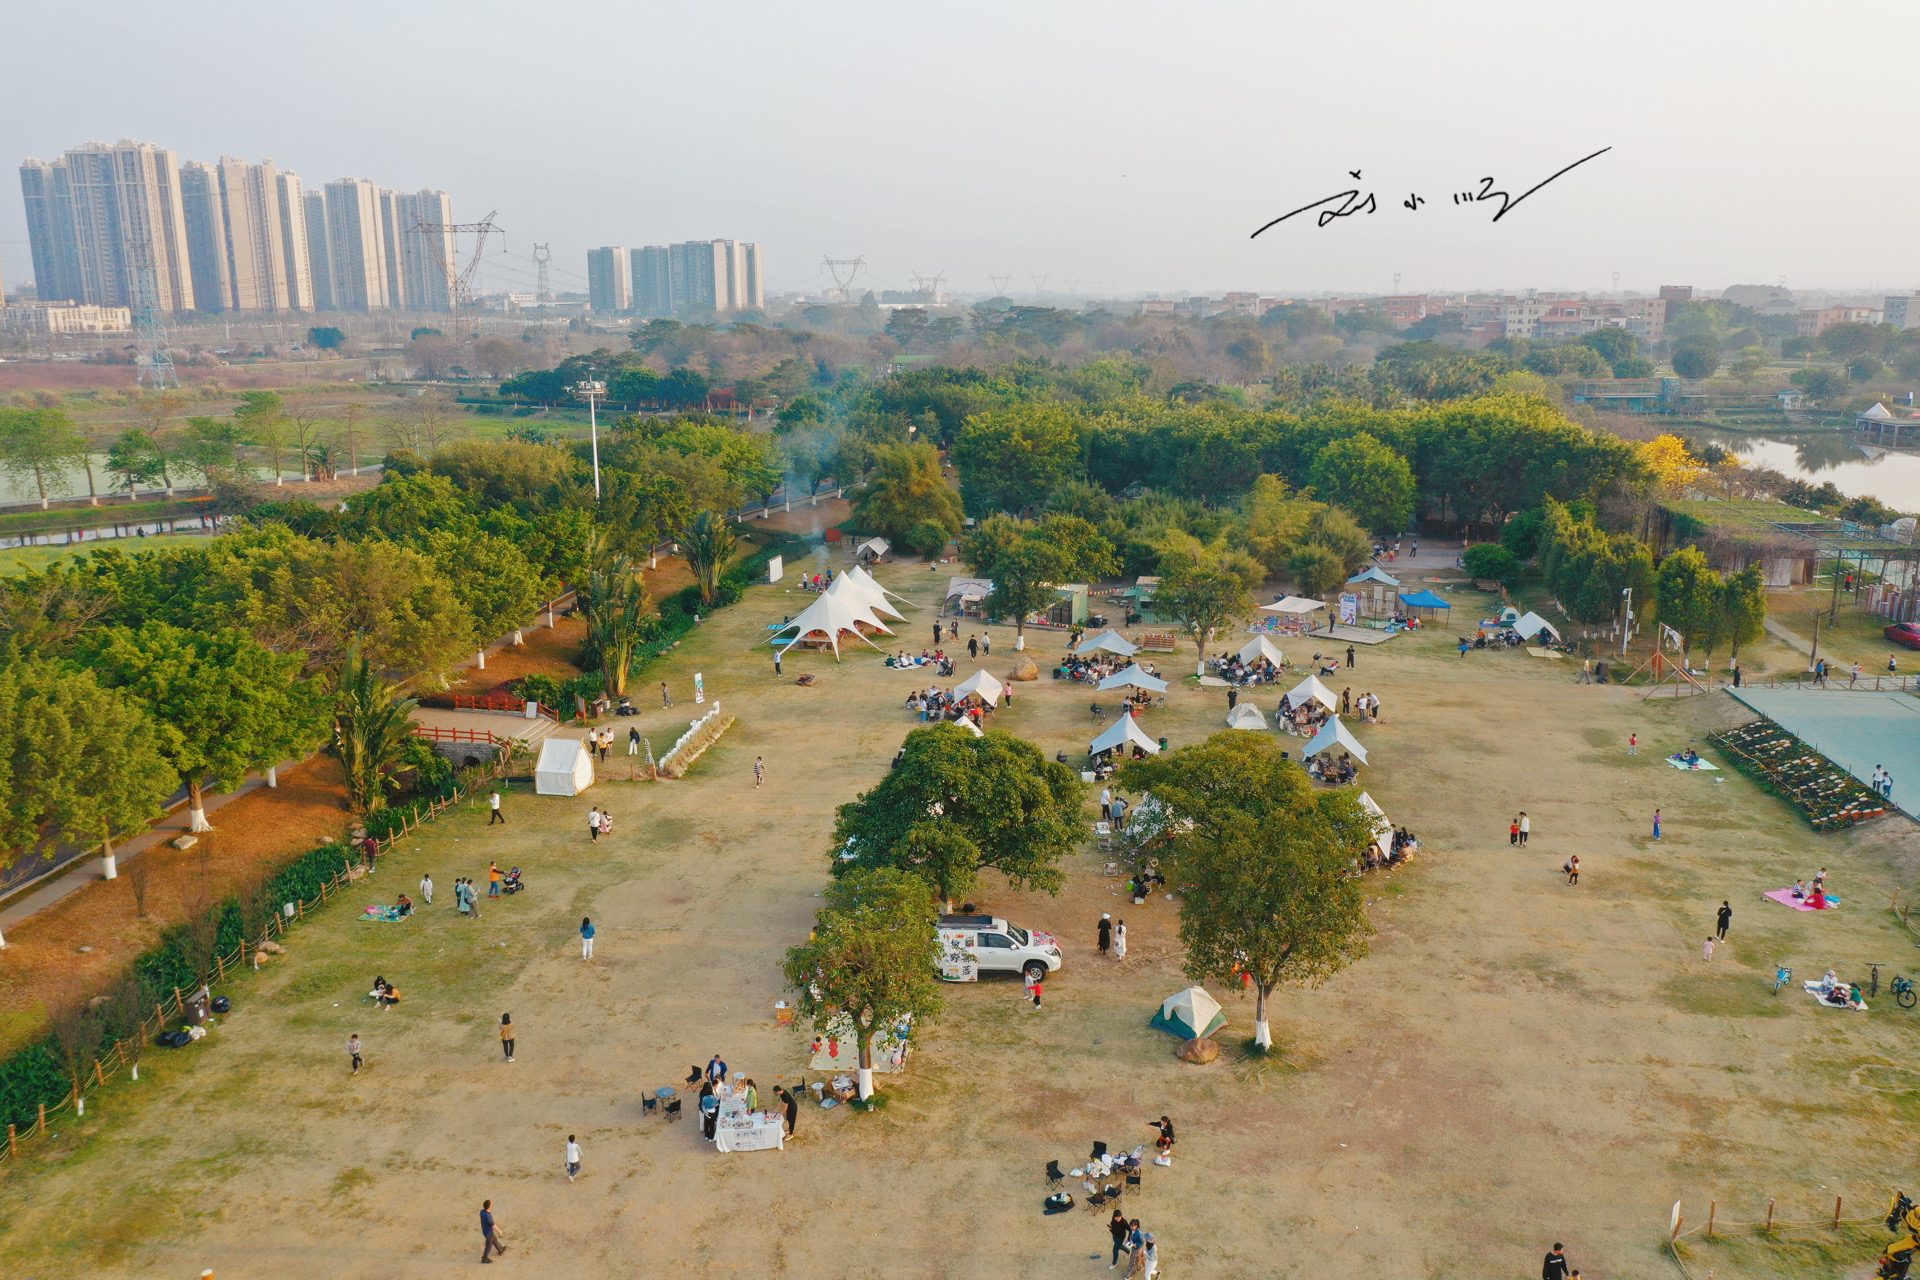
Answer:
xmin=0 ymin=786 xmax=466 ymax=1170
xmin=1663 ymin=1194 xmax=1894 ymax=1280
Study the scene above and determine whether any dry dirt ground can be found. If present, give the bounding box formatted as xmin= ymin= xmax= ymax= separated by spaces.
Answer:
xmin=3 ymin=557 xmax=1918 ymax=1280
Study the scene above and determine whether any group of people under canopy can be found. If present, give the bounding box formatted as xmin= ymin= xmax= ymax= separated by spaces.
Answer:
xmin=1209 ymin=635 xmax=1288 ymax=686
xmin=1463 ymin=608 xmax=1562 ymax=652
xmin=771 ymin=566 xmax=912 ymax=661
xmin=1088 ymin=710 xmax=1164 ymax=776
xmin=1358 ymin=792 xmax=1420 ymax=870
xmin=904 ymin=668 xmax=1004 ymax=728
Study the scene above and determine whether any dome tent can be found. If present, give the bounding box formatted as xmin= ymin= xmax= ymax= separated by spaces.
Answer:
xmin=1150 ymin=986 xmax=1227 ymax=1040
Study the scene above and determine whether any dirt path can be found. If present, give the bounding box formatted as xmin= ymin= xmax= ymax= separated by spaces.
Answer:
xmin=1 ymin=562 xmax=1915 ymax=1280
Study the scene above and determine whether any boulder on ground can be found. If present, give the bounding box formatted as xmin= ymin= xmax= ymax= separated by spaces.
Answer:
xmin=1176 ymin=1037 xmax=1219 ymax=1065
xmin=1011 ymin=657 xmax=1040 ymax=681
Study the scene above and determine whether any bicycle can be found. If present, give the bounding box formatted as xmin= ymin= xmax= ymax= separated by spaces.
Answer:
xmin=1773 ymin=964 xmax=1793 ymax=995
xmin=1892 ymin=974 xmax=1917 ymax=1010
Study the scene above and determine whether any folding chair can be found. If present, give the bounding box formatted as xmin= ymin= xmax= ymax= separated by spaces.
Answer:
xmin=1046 ymin=1160 xmax=1064 ymax=1187
xmin=664 ymin=1099 xmax=682 ymax=1123
xmin=642 ymin=1096 xmax=658 ymax=1115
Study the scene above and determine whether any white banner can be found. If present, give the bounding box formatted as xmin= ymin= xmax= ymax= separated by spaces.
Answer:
xmin=1339 ymin=593 xmax=1358 ymax=624
xmin=694 ymin=672 xmax=705 ymax=703
xmin=768 ymin=555 xmax=784 ymax=583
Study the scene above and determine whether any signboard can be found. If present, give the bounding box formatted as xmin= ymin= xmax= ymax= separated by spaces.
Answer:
xmin=693 ymin=672 xmax=705 ymax=704
xmin=767 ymin=555 xmax=784 ymax=584
xmin=938 ymin=928 xmax=978 ymax=982
xmin=1339 ymin=593 xmax=1358 ymax=625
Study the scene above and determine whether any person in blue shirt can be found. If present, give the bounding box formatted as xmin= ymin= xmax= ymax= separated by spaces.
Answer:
xmin=707 ymin=1054 xmax=728 ymax=1084
xmin=580 ymin=916 xmax=595 ymax=961
xmin=479 ymin=1200 xmax=506 ymax=1262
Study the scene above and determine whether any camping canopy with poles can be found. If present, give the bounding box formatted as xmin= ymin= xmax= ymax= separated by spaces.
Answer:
xmin=1090 ymin=711 xmax=1161 ymax=757
xmin=1226 ymin=703 xmax=1268 ymax=730
xmin=1097 ymin=663 xmax=1168 ymax=693
xmin=953 ymin=669 xmax=1005 ymax=704
xmin=1286 ymin=674 xmax=1339 ymax=711
xmin=1301 ymin=715 xmax=1369 ymax=766
xmin=1074 ymin=628 xmax=1139 ymax=657
xmin=846 ymin=564 xmax=913 ymax=606
xmin=1358 ymin=790 xmax=1393 ymax=851
xmin=1150 ymin=986 xmax=1227 ymax=1040
xmin=773 ymin=593 xmax=892 ymax=660
xmin=1512 ymin=611 xmax=1561 ymax=642
xmin=1237 ymin=635 xmax=1285 ymax=667
xmin=1259 ymin=595 xmax=1327 ymax=615
xmin=1348 ymin=566 xmax=1400 ymax=587
xmin=1396 ymin=589 xmax=1451 ymax=613
xmin=855 ymin=537 xmax=891 ymax=560
xmin=535 ymin=737 xmax=596 ymax=796
xmin=827 ymin=572 xmax=906 ymax=621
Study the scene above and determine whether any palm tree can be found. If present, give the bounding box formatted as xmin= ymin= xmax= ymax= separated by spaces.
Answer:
xmin=330 ymin=639 xmax=419 ymax=814
xmin=679 ymin=509 xmax=739 ymax=607
xmin=579 ymin=550 xmax=652 ymax=699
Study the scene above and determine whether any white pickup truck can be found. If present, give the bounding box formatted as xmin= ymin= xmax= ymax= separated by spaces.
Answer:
xmin=936 ymin=914 xmax=1063 ymax=983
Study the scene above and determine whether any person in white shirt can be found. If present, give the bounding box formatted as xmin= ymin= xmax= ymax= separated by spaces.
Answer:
xmin=488 ymin=791 xmax=504 ymax=825
xmin=565 ymin=1135 xmax=582 ymax=1182
xmin=419 ymin=872 xmax=433 ymax=905
xmin=1100 ymin=787 xmax=1113 ymax=821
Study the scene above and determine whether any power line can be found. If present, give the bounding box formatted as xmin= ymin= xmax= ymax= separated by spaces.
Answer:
xmin=822 ymin=255 xmax=865 ymax=303
xmin=413 ymin=211 xmax=501 ymax=338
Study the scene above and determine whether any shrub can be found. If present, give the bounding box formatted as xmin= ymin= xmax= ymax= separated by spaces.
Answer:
xmin=1462 ymin=544 xmax=1521 ymax=586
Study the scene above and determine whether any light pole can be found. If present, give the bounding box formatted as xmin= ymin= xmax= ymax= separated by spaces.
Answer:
xmin=572 ymin=380 xmax=606 ymax=500
xmin=1620 ymin=587 xmax=1633 ymax=657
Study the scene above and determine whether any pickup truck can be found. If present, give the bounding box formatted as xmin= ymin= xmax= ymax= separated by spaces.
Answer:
xmin=936 ymin=914 xmax=1063 ymax=983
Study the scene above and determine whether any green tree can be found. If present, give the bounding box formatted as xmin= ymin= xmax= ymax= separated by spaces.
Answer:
xmin=850 ymin=441 xmax=963 ymax=558
xmin=678 ymin=509 xmax=739 ymax=608
xmin=832 ymin=722 xmax=1084 ymax=899
xmin=175 ymin=416 xmax=247 ymax=484
xmin=105 ymin=429 xmax=167 ymax=498
xmin=1789 ymin=366 xmax=1850 ymax=404
xmin=307 ymin=326 xmax=346 ymax=350
xmin=1152 ymin=561 xmax=1253 ymax=676
xmin=964 ymin=513 xmax=1117 ymax=649
xmin=1287 ymin=544 xmax=1345 ymax=600
xmin=76 ymin=622 xmax=321 ymax=832
xmin=235 ymin=391 xmax=289 ymax=484
xmin=328 ymin=638 xmax=420 ymax=815
xmin=427 ymin=530 xmax=545 ymax=649
xmin=0 ymin=408 xmax=89 ymax=509
xmin=578 ymin=550 xmax=651 ymax=699
xmin=1577 ymin=326 xmax=1639 ymax=371
xmin=1652 ymin=545 xmax=1721 ymax=658
xmin=952 ymin=404 xmax=1087 ymax=516
xmin=782 ymin=867 xmax=943 ymax=1100
xmin=0 ymin=657 xmax=174 ymax=874
xmin=1720 ymin=565 xmax=1767 ymax=665
xmin=1304 ymin=505 xmax=1374 ymax=576
xmin=1821 ymin=323 xmax=1879 ymax=360
xmin=1671 ymin=342 xmax=1721 ymax=379
xmin=1461 ymin=544 xmax=1520 ymax=587
xmin=1307 ymin=433 xmax=1416 ymax=535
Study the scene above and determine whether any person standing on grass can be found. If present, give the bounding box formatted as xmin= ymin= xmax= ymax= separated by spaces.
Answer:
xmin=629 ymin=726 xmax=641 ymax=755
xmin=1702 ymin=936 xmax=1716 ymax=961
xmin=754 ymin=756 xmax=765 ymax=788
xmin=1652 ymin=808 xmax=1663 ymax=841
xmin=1101 ymin=786 xmax=1113 ymax=822
xmin=566 ymin=1135 xmax=582 ymax=1182
xmin=588 ymin=807 xmax=601 ymax=843
xmin=1542 ymin=1243 xmax=1570 ymax=1280
xmin=968 ymin=635 xmax=979 ymax=659
xmin=489 ymin=790 xmax=505 ymax=824
xmin=1108 ymin=1208 xmax=1131 ymax=1269
xmin=1519 ymin=812 xmax=1530 ymax=847
xmin=661 ymin=680 xmax=672 ymax=708
xmin=1565 ymin=855 xmax=1579 ymax=886
xmin=1628 ymin=732 xmax=1637 ymax=756
xmin=347 ymin=1033 xmax=362 ymax=1075
xmin=420 ymin=871 xmax=433 ymax=905
xmin=1716 ymin=901 xmax=1732 ymax=940
xmin=500 ymin=1013 xmax=515 ymax=1063
xmin=580 ymin=916 xmax=595 ymax=960
xmin=777 ymin=1085 xmax=798 ymax=1136
xmin=1346 ymin=644 xmax=1356 ymax=669
xmin=488 ymin=862 xmax=503 ymax=897
xmin=981 ymin=633 xmax=990 ymax=656
xmin=1026 ymin=971 xmax=1043 ymax=1010
xmin=1098 ymin=914 xmax=1112 ymax=955
xmin=479 ymin=1201 xmax=506 ymax=1262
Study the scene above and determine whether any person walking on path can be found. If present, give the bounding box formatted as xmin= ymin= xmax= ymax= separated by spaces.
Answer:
xmin=580 ymin=916 xmax=595 ymax=960
xmin=347 ymin=1033 xmax=362 ymax=1075
xmin=1108 ymin=1208 xmax=1131 ymax=1269
xmin=1098 ymin=914 xmax=1112 ymax=954
xmin=488 ymin=863 xmax=503 ymax=897
xmin=566 ymin=1135 xmax=582 ymax=1182
xmin=1652 ymin=808 xmax=1663 ymax=841
xmin=1227 ymin=686 xmax=1238 ymax=710
xmin=981 ymin=633 xmax=991 ymax=656
xmin=1716 ymin=901 xmax=1732 ymax=940
xmin=1100 ymin=787 xmax=1113 ymax=821
xmin=1543 ymin=1244 xmax=1570 ymax=1280
xmin=1702 ymin=936 xmax=1716 ymax=961
xmin=500 ymin=1013 xmax=515 ymax=1063
xmin=588 ymin=807 xmax=601 ymax=842
xmin=479 ymin=1201 xmax=507 ymax=1263
xmin=419 ymin=871 xmax=433 ymax=905
xmin=1852 ymin=661 xmax=1862 ymax=687
xmin=777 ymin=1085 xmax=798 ymax=1137
xmin=753 ymin=756 xmax=765 ymax=788
xmin=489 ymin=790 xmax=505 ymax=824
xmin=1113 ymin=918 xmax=1127 ymax=960
xmin=1628 ymin=732 xmax=1637 ymax=755
xmin=774 ymin=650 xmax=783 ymax=676
xmin=661 ymin=680 xmax=673 ymax=708
xmin=1519 ymin=812 xmax=1530 ymax=847
xmin=967 ymin=635 xmax=979 ymax=659
xmin=1346 ymin=644 xmax=1356 ymax=669
xmin=1565 ymin=855 xmax=1580 ymax=886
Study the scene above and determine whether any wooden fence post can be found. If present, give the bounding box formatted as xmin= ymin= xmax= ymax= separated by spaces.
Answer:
xmin=1766 ymin=1199 xmax=1775 ymax=1234
xmin=172 ymin=987 xmax=184 ymax=1015
xmin=155 ymin=1002 xmax=166 ymax=1027
xmin=6 ymin=1124 xmax=14 ymax=1157
xmin=1707 ymin=1200 xmax=1715 ymax=1238
xmin=93 ymin=1060 xmax=106 ymax=1088
xmin=215 ymin=952 xmax=225 ymax=983
xmin=1835 ymin=1196 xmax=1843 ymax=1227
xmin=36 ymin=1103 xmax=46 ymax=1135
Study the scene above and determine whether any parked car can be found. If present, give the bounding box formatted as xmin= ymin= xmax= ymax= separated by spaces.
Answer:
xmin=937 ymin=914 xmax=1062 ymax=982
xmin=1886 ymin=622 xmax=1920 ymax=650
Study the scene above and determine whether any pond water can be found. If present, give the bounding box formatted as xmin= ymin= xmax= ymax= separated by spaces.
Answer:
xmin=1690 ymin=430 xmax=1920 ymax=513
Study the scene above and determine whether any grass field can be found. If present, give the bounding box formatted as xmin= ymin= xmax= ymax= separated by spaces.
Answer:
xmin=1 ymin=549 xmax=1917 ymax=1279
xmin=0 ymin=531 xmax=211 ymax=577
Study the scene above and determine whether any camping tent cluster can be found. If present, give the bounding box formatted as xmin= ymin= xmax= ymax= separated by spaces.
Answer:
xmin=1097 ymin=664 xmax=1167 ymax=693
xmin=774 ymin=567 xmax=912 ymax=660
xmin=1075 ymin=628 xmax=1138 ymax=658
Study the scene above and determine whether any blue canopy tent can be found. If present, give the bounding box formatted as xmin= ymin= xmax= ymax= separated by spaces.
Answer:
xmin=1397 ymin=589 xmax=1451 ymax=619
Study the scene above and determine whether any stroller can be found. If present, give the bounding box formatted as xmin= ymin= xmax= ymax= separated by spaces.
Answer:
xmin=501 ymin=867 xmax=525 ymax=895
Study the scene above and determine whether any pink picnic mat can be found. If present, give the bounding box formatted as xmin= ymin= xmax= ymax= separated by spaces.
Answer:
xmin=1765 ymin=889 xmax=1840 ymax=911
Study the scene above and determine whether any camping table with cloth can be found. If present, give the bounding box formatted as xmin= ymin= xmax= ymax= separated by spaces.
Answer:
xmin=714 ymin=1113 xmax=785 ymax=1152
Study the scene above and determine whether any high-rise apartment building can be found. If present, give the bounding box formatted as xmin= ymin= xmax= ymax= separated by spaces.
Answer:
xmin=275 ymin=172 xmax=315 ymax=312
xmin=178 ymin=160 xmax=232 ymax=313
xmin=380 ymin=189 xmax=453 ymax=313
xmin=623 ymin=240 xmax=763 ymax=316
xmin=587 ymin=246 xmax=630 ymax=311
xmin=631 ymin=246 xmax=670 ymax=316
xmin=324 ymin=178 xmax=390 ymax=312
xmin=20 ymin=140 xmax=195 ymax=313
xmin=20 ymin=159 xmax=82 ymax=302
xmin=303 ymin=190 xmax=333 ymax=311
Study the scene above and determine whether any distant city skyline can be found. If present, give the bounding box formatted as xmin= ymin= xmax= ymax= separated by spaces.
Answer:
xmin=4 ymin=2 xmax=1920 ymax=302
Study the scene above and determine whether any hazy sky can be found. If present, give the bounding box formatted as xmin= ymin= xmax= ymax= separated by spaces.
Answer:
xmin=5 ymin=0 xmax=1918 ymax=302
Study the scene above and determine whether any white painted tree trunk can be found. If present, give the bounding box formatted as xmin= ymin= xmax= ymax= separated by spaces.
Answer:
xmin=102 ymin=848 xmax=117 ymax=880
xmin=513 ymin=630 xmax=524 ymax=646
xmin=189 ymin=807 xmax=213 ymax=832
xmin=857 ymin=1066 xmax=875 ymax=1100
xmin=265 ymin=766 xmax=277 ymax=788
xmin=477 ymin=649 xmax=486 ymax=670
xmin=1015 ymin=631 xmax=1025 ymax=651
xmin=75 ymin=1096 xmax=84 ymax=1116
xmin=1253 ymin=1019 xmax=1273 ymax=1049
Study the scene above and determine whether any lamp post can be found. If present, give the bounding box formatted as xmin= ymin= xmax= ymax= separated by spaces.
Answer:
xmin=572 ymin=380 xmax=607 ymax=500
xmin=1620 ymin=587 xmax=1633 ymax=657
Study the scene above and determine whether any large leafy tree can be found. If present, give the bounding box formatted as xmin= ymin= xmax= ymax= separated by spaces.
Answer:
xmin=1152 ymin=561 xmax=1252 ymax=676
xmin=1122 ymin=732 xmax=1372 ymax=1049
xmin=952 ymin=404 xmax=1088 ymax=516
xmin=782 ymin=867 xmax=943 ymax=1100
xmin=964 ymin=512 xmax=1117 ymax=649
xmin=833 ymin=723 xmax=1083 ymax=899
xmin=0 ymin=657 xmax=174 ymax=873
xmin=1308 ymin=433 xmax=1417 ymax=536
xmin=234 ymin=391 xmax=289 ymax=484
xmin=0 ymin=408 xmax=89 ymax=509
xmin=1721 ymin=565 xmax=1767 ymax=664
xmin=850 ymin=441 xmax=963 ymax=558
xmin=76 ymin=622 xmax=322 ymax=831
xmin=1652 ymin=545 xmax=1721 ymax=658
xmin=578 ymin=550 xmax=652 ymax=698
xmin=329 ymin=639 xmax=420 ymax=815
xmin=679 ymin=509 xmax=739 ymax=607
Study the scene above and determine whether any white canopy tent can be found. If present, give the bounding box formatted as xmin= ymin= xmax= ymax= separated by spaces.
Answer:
xmin=773 ymin=593 xmax=892 ymax=660
xmin=944 ymin=576 xmax=994 ymax=609
xmin=1074 ymin=628 xmax=1139 ymax=658
xmin=1226 ymin=703 xmax=1268 ymax=730
xmin=1512 ymin=611 xmax=1561 ymax=642
xmin=845 ymin=564 xmax=913 ymax=606
xmin=535 ymin=737 xmax=596 ymax=796
xmin=1358 ymin=790 xmax=1394 ymax=851
xmin=953 ymin=669 xmax=1005 ymax=704
xmin=1090 ymin=712 xmax=1160 ymax=757
xmin=954 ymin=712 xmax=984 ymax=737
xmin=1301 ymin=715 xmax=1369 ymax=766
xmin=1237 ymin=635 xmax=1285 ymax=667
xmin=855 ymin=537 xmax=891 ymax=560
xmin=1096 ymin=663 xmax=1168 ymax=693
xmin=1260 ymin=595 xmax=1327 ymax=615
xmin=826 ymin=571 xmax=906 ymax=621
xmin=1285 ymin=674 xmax=1339 ymax=711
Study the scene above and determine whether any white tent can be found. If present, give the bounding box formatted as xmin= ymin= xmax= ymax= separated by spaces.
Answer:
xmin=1285 ymin=674 xmax=1339 ymax=711
xmin=1512 ymin=611 xmax=1561 ymax=642
xmin=945 ymin=576 xmax=994 ymax=603
xmin=1259 ymin=595 xmax=1327 ymax=615
xmin=827 ymin=571 xmax=906 ymax=621
xmin=1097 ymin=663 xmax=1168 ymax=693
xmin=1347 ymin=566 xmax=1400 ymax=587
xmin=1074 ymin=628 xmax=1138 ymax=657
xmin=954 ymin=712 xmax=984 ymax=737
xmin=1301 ymin=715 xmax=1369 ymax=766
xmin=774 ymin=593 xmax=892 ymax=660
xmin=953 ymin=669 xmax=1005 ymax=704
xmin=1358 ymin=790 xmax=1393 ymax=851
xmin=1090 ymin=711 xmax=1161 ymax=757
xmin=1237 ymin=635 xmax=1285 ymax=667
xmin=856 ymin=537 xmax=891 ymax=560
xmin=535 ymin=737 xmax=595 ymax=796
xmin=846 ymin=564 xmax=913 ymax=606
xmin=1226 ymin=703 xmax=1268 ymax=730
xmin=1150 ymin=986 xmax=1226 ymax=1040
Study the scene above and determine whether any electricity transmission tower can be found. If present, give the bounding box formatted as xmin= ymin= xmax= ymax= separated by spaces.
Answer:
xmin=414 ymin=210 xmax=500 ymax=338
xmin=128 ymin=243 xmax=177 ymax=390
xmin=908 ymin=271 xmax=946 ymax=301
xmin=1030 ymin=273 xmax=1049 ymax=298
xmin=822 ymin=255 xmax=866 ymax=303
xmin=1064 ymin=278 xmax=1080 ymax=295
xmin=989 ymin=273 xmax=1013 ymax=296
xmin=533 ymin=243 xmax=554 ymax=308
